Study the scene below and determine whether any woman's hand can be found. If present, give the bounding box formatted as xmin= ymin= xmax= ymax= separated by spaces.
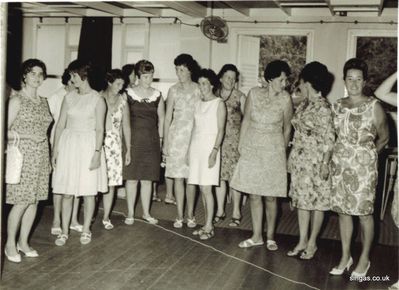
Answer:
xmin=125 ymin=148 xmax=131 ymax=166
xmin=51 ymin=151 xmax=58 ymax=169
xmin=89 ymin=151 xmax=101 ymax=170
xmin=320 ymin=163 xmax=329 ymax=180
xmin=208 ymin=150 xmax=217 ymax=168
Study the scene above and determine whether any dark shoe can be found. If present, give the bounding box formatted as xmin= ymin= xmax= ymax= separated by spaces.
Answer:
xmin=213 ymin=213 xmax=226 ymax=224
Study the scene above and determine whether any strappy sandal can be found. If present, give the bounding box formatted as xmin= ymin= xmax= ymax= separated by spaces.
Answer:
xmin=51 ymin=227 xmax=62 ymax=236
xmin=192 ymin=228 xmax=205 ymax=236
xmin=187 ymin=217 xmax=197 ymax=228
xmin=199 ymin=229 xmax=214 ymax=240
xmin=238 ymin=238 xmax=264 ymax=248
xmin=102 ymin=220 xmax=114 ymax=230
xmin=228 ymin=217 xmax=241 ymax=227
xmin=213 ymin=213 xmax=226 ymax=224
xmin=300 ymin=247 xmax=318 ymax=260
xmin=266 ymin=240 xmax=278 ymax=251
xmin=55 ymin=234 xmax=68 ymax=246
xmin=124 ymin=217 xmax=134 ymax=225
xmin=80 ymin=232 xmax=92 ymax=245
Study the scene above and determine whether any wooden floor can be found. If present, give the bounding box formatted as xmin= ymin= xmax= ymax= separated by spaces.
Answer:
xmin=1 ymin=202 xmax=398 ymax=290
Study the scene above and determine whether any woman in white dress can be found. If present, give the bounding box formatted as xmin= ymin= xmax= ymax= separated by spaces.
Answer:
xmin=188 ymin=69 xmax=226 ymax=240
xmin=52 ymin=60 xmax=108 ymax=246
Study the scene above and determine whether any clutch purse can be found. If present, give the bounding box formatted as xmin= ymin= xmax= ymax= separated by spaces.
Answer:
xmin=6 ymin=131 xmax=23 ymax=184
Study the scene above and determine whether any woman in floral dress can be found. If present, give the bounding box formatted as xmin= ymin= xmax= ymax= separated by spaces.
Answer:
xmin=163 ymin=54 xmax=201 ymax=228
xmin=329 ymin=58 xmax=389 ymax=278
xmin=101 ymin=69 xmax=131 ymax=230
xmin=287 ymin=62 xmax=335 ymax=260
xmin=5 ymin=59 xmax=52 ymax=262
xmin=214 ymin=64 xmax=246 ymax=226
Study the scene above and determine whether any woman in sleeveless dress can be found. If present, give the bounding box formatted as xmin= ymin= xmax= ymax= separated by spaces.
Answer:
xmin=5 ymin=59 xmax=52 ymax=262
xmin=52 ymin=60 xmax=108 ymax=246
xmin=230 ymin=60 xmax=293 ymax=251
xmin=123 ymin=60 xmax=165 ymax=225
xmin=163 ymin=54 xmax=201 ymax=228
xmin=101 ymin=69 xmax=131 ymax=230
xmin=214 ymin=64 xmax=246 ymax=227
xmin=188 ymin=69 xmax=226 ymax=240
xmin=329 ymin=58 xmax=389 ymax=278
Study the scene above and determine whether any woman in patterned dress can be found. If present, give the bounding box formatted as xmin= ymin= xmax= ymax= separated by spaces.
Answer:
xmin=101 ymin=69 xmax=131 ymax=229
xmin=231 ymin=60 xmax=293 ymax=251
xmin=123 ymin=60 xmax=165 ymax=225
xmin=329 ymin=58 xmax=389 ymax=278
xmin=287 ymin=62 xmax=335 ymax=259
xmin=163 ymin=54 xmax=201 ymax=228
xmin=214 ymin=64 xmax=246 ymax=226
xmin=5 ymin=59 xmax=52 ymax=262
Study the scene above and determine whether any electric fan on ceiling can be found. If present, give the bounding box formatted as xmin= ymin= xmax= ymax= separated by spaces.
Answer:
xmin=200 ymin=16 xmax=229 ymax=42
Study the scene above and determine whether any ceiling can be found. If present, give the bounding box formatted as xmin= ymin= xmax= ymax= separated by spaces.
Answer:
xmin=11 ymin=1 xmax=399 ymax=19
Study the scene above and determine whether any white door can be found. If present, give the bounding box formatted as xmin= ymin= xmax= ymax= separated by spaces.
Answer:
xmin=237 ymin=35 xmax=260 ymax=95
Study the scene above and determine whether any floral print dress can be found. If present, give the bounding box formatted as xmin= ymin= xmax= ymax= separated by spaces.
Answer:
xmin=288 ymin=94 xmax=335 ymax=211
xmin=330 ymin=97 xmax=378 ymax=216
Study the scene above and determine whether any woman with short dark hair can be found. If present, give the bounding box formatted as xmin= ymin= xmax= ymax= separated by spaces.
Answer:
xmin=231 ymin=60 xmax=293 ymax=251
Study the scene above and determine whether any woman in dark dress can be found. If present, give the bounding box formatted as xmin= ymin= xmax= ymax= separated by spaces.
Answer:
xmin=123 ymin=60 xmax=165 ymax=225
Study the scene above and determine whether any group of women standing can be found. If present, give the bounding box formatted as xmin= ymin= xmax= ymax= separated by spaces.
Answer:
xmin=4 ymin=54 xmax=392 ymax=281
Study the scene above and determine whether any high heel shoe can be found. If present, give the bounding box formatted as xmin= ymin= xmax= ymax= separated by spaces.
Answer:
xmin=17 ymin=244 xmax=39 ymax=257
xmin=300 ymin=247 xmax=318 ymax=260
xmin=287 ymin=246 xmax=306 ymax=257
xmin=329 ymin=257 xmax=353 ymax=275
xmin=350 ymin=261 xmax=371 ymax=279
xmin=4 ymin=249 xmax=21 ymax=263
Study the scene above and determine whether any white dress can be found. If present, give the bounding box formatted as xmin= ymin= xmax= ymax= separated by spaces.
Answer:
xmin=52 ymin=90 xmax=108 ymax=196
xmin=188 ymin=98 xmax=221 ymax=186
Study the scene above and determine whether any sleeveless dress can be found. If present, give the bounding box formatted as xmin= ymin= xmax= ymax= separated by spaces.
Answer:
xmin=330 ymin=97 xmax=378 ymax=216
xmin=188 ymin=98 xmax=222 ymax=186
xmin=6 ymin=93 xmax=52 ymax=204
xmin=52 ymin=90 xmax=108 ymax=196
xmin=288 ymin=95 xmax=335 ymax=211
xmin=165 ymin=83 xmax=200 ymax=178
xmin=104 ymin=95 xmax=127 ymax=186
xmin=218 ymin=88 xmax=245 ymax=181
xmin=123 ymin=89 xmax=161 ymax=181
xmin=230 ymin=87 xmax=290 ymax=196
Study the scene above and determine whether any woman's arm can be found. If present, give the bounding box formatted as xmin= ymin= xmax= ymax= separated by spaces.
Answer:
xmin=208 ymin=100 xmax=227 ymax=168
xmin=89 ymin=97 xmax=106 ymax=170
xmin=239 ymin=91 xmax=246 ymax=114
xmin=282 ymin=92 xmax=293 ymax=148
xmin=122 ymin=98 xmax=131 ymax=165
xmin=157 ymin=93 xmax=165 ymax=147
xmin=51 ymin=96 xmax=69 ymax=167
xmin=238 ymin=90 xmax=253 ymax=151
xmin=373 ymin=102 xmax=389 ymax=153
xmin=374 ymin=72 xmax=397 ymax=107
xmin=162 ymin=88 xmax=175 ymax=155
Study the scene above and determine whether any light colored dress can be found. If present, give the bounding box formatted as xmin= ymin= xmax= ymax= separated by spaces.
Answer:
xmin=230 ymin=87 xmax=290 ymax=196
xmin=104 ymin=95 xmax=127 ymax=186
xmin=330 ymin=97 xmax=378 ymax=216
xmin=188 ymin=98 xmax=222 ymax=186
xmin=288 ymin=94 xmax=335 ymax=211
xmin=218 ymin=89 xmax=245 ymax=181
xmin=6 ymin=93 xmax=52 ymax=204
xmin=165 ymin=83 xmax=200 ymax=178
xmin=52 ymin=90 xmax=108 ymax=196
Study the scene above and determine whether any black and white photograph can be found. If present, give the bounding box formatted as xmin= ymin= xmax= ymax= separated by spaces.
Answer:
xmin=0 ymin=1 xmax=398 ymax=289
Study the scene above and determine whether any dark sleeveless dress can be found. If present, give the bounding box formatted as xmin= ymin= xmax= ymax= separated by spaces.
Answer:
xmin=123 ymin=89 xmax=161 ymax=181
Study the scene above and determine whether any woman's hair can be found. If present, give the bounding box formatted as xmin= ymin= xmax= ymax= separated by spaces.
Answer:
xmin=21 ymin=58 xmax=47 ymax=83
xmin=299 ymin=61 xmax=333 ymax=97
xmin=198 ymin=68 xmax=220 ymax=94
xmin=134 ymin=60 xmax=154 ymax=78
xmin=122 ymin=64 xmax=135 ymax=83
xmin=174 ymin=53 xmax=201 ymax=81
xmin=343 ymin=58 xmax=368 ymax=80
xmin=264 ymin=60 xmax=291 ymax=82
xmin=61 ymin=69 xmax=71 ymax=86
xmin=67 ymin=59 xmax=93 ymax=82
xmin=105 ymin=69 xmax=124 ymax=84
xmin=217 ymin=64 xmax=240 ymax=83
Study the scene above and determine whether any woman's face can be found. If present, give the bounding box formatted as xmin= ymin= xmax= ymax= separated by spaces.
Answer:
xmin=129 ymin=71 xmax=136 ymax=86
xmin=175 ymin=65 xmax=191 ymax=83
xmin=109 ymin=78 xmax=124 ymax=95
xmin=198 ymin=77 xmax=212 ymax=98
xmin=298 ymin=78 xmax=307 ymax=97
xmin=220 ymin=70 xmax=236 ymax=90
xmin=70 ymin=72 xmax=84 ymax=88
xmin=268 ymin=71 xmax=288 ymax=94
xmin=24 ymin=66 xmax=44 ymax=88
xmin=345 ymin=69 xmax=365 ymax=97
xmin=138 ymin=72 xmax=153 ymax=88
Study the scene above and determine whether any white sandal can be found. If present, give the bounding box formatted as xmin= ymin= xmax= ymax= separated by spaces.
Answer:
xmin=102 ymin=220 xmax=114 ymax=230
xmin=55 ymin=234 xmax=68 ymax=246
xmin=80 ymin=232 xmax=92 ymax=245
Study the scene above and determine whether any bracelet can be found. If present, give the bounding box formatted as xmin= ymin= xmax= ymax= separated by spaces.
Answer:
xmin=212 ymin=147 xmax=218 ymax=151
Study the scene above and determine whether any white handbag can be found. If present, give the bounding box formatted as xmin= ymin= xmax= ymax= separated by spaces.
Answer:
xmin=6 ymin=131 xmax=23 ymax=184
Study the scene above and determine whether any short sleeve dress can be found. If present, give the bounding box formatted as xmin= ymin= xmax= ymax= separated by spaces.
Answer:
xmin=123 ymin=89 xmax=161 ymax=181
xmin=218 ymin=88 xmax=245 ymax=182
xmin=230 ymin=87 xmax=290 ymax=197
xmin=6 ymin=93 xmax=52 ymax=205
xmin=330 ymin=97 xmax=378 ymax=216
xmin=165 ymin=83 xmax=200 ymax=179
xmin=288 ymin=95 xmax=335 ymax=211
xmin=52 ymin=90 xmax=108 ymax=196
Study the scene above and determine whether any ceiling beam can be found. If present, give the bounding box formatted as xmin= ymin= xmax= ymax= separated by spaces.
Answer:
xmin=272 ymin=0 xmax=292 ymax=16
xmin=77 ymin=2 xmax=125 ymax=16
xmin=157 ymin=1 xmax=207 ymax=17
xmin=122 ymin=2 xmax=162 ymax=16
xmin=324 ymin=0 xmax=335 ymax=15
xmin=378 ymin=0 xmax=384 ymax=16
xmin=223 ymin=1 xmax=250 ymax=17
